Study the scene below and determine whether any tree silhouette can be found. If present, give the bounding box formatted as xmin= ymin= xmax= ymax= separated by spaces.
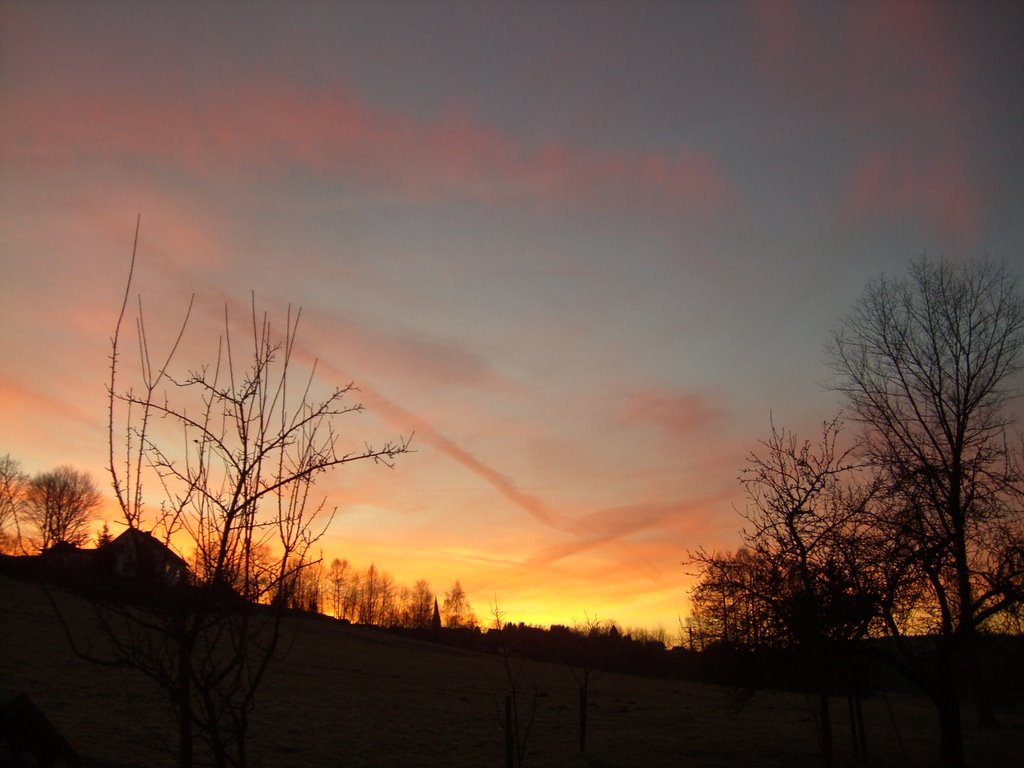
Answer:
xmin=829 ymin=257 xmax=1024 ymax=765
xmin=23 ymin=466 xmax=101 ymax=552
xmin=691 ymin=419 xmax=878 ymax=767
xmin=327 ymin=557 xmax=349 ymax=619
xmin=405 ymin=578 xmax=435 ymax=629
xmin=442 ymin=579 xmax=476 ymax=628
xmin=0 ymin=454 xmax=28 ymax=554
xmin=73 ymin=223 xmax=410 ymax=768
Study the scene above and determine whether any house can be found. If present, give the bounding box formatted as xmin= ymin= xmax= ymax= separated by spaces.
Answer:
xmin=38 ymin=541 xmax=95 ymax=575
xmin=107 ymin=528 xmax=189 ymax=586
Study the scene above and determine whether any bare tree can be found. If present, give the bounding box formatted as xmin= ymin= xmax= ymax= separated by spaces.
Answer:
xmin=327 ymin=557 xmax=349 ymax=619
xmin=0 ymin=454 xmax=28 ymax=553
xmin=689 ymin=419 xmax=878 ymax=767
xmin=829 ymin=257 xmax=1024 ymax=765
xmin=358 ymin=562 xmax=382 ymax=624
xmin=687 ymin=547 xmax=776 ymax=650
xmin=378 ymin=570 xmax=398 ymax=626
xmin=405 ymin=578 xmax=434 ymax=629
xmin=563 ymin=613 xmax=610 ymax=757
xmin=490 ymin=597 xmax=539 ymax=768
xmin=342 ymin=567 xmax=361 ymax=621
xmin=443 ymin=579 xmax=476 ymax=628
xmin=742 ymin=419 xmax=877 ymax=767
xmin=23 ymin=466 xmax=101 ymax=552
xmin=276 ymin=554 xmax=324 ymax=613
xmin=74 ymin=225 xmax=410 ymax=768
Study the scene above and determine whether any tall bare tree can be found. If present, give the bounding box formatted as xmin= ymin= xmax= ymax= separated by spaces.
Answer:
xmin=688 ymin=547 xmax=778 ymax=650
xmin=829 ymin=257 xmax=1024 ymax=766
xmin=744 ymin=419 xmax=877 ymax=766
xmin=80 ymin=224 xmax=410 ymax=768
xmin=23 ymin=466 xmax=101 ymax=551
xmin=690 ymin=419 xmax=878 ymax=767
xmin=327 ymin=557 xmax=350 ymax=619
xmin=442 ymin=579 xmax=476 ymax=628
xmin=358 ymin=562 xmax=382 ymax=625
xmin=405 ymin=578 xmax=435 ymax=629
xmin=0 ymin=453 xmax=28 ymax=553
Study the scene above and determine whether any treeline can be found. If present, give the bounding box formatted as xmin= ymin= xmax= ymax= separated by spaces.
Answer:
xmin=276 ymin=556 xmax=477 ymax=630
xmin=276 ymin=553 xmax=683 ymax=649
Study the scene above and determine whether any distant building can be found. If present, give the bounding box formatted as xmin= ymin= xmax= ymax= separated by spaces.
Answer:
xmin=432 ymin=597 xmax=442 ymax=634
xmin=38 ymin=541 xmax=95 ymax=576
xmin=107 ymin=528 xmax=189 ymax=586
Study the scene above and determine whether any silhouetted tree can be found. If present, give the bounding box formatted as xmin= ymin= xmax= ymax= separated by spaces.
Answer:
xmin=688 ymin=547 xmax=775 ymax=649
xmin=740 ymin=419 xmax=876 ymax=767
xmin=72 ymin=224 xmax=410 ymax=768
xmin=23 ymin=466 xmax=101 ymax=552
xmin=0 ymin=453 xmax=28 ymax=554
xmin=298 ymin=556 xmax=324 ymax=613
xmin=689 ymin=419 xmax=883 ymax=767
xmin=378 ymin=570 xmax=397 ymax=626
xmin=443 ymin=579 xmax=476 ymax=628
xmin=327 ymin=557 xmax=349 ymax=619
xmin=490 ymin=598 xmax=539 ymax=768
xmin=273 ymin=554 xmax=324 ymax=612
xmin=829 ymin=257 xmax=1024 ymax=766
xmin=358 ymin=563 xmax=382 ymax=625
xmin=405 ymin=578 xmax=435 ymax=629
xmin=562 ymin=614 xmax=611 ymax=756
xmin=342 ymin=567 xmax=361 ymax=621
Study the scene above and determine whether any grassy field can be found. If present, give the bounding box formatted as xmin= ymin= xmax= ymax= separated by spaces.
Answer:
xmin=2 ymin=574 xmax=1021 ymax=767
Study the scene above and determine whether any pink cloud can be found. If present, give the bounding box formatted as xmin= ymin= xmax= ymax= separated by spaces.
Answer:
xmin=2 ymin=80 xmax=736 ymax=218
xmin=845 ymin=146 xmax=982 ymax=247
xmin=844 ymin=2 xmax=965 ymax=126
xmin=305 ymin=310 xmax=505 ymax=392
xmin=617 ymin=389 xmax=720 ymax=438
xmin=0 ymin=376 xmax=95 ymax=433
xmin=752 ymin=1 xmax=965 ymax=127
xmin=514 ymin=495 xmax=729 ymax=577
xmin=300 ymin=355 xmax=567 ymax=531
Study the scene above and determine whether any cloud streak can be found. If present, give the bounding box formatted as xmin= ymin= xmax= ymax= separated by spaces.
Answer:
xmin=306 ymin=356 xmax=568 ymax=531
xmin=845 ymin=146 xmax=982 ymax=248
xmin=616 ymin=389 xmax=720 ymax=439
xmin=309 ymin=309 xmax=506 ymax=391
xmin=3 ymin=80 xmax=736 ymax=218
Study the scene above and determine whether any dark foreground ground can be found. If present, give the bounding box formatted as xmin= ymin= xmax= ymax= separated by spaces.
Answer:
xmin=2 ymin=575 xmax=1022 ymax=767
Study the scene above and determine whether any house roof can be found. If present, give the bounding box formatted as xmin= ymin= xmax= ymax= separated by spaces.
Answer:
xmin=110 ymin=528 xmax=188 ymax=568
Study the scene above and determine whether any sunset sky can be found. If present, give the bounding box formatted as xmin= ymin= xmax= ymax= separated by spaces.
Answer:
xmin=2 ymin=1 xmax=1023 ymax=633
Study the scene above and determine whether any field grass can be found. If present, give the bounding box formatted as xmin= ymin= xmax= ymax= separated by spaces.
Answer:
xmin=2 ymin=574 xmax=1021 ymax=767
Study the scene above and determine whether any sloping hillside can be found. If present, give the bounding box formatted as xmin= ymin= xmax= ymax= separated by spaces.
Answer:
xmin=2 ymin=574 xmax=1020 ymax=767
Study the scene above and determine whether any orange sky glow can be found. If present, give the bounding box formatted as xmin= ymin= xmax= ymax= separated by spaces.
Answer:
xmin=2 ymin=1 xmax=1023 ymax=635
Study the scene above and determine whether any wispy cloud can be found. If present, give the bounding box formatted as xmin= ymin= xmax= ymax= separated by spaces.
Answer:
xmin=520 ymin=496 xmax=725 ymax=572
xmin=752 ymin=0 xmax=965 ymax=126
xmin=0 ymin=376 xmax=95 ymax=433
xmin=750 ymin=1 xmax=988 ymax=248
xmin=616 ymin=389 xmax=720 ymax=439
xmin=305 ymin=355 xmax=567 ymax=531
xmin=307 ymin=309 xmax=505 ymax=391
xmin=845 ymin=146 xmax=982 ymax=248
xmin=3 ymin=80 xmax=736 ymax=218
